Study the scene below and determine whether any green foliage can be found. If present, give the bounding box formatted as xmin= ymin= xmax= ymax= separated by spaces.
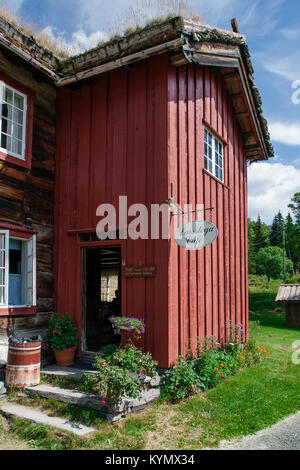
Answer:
xmin=160 ymin=356 xmax=203 ymax=402
xmin=109 ymin=344 xmax=158 ymax=377
xmin=80 ymin=356 xmax=144 ymax=405
xmin=255 ymin=245 xmax=293 ymax=281
xmin=288 ymin=192 xmax=300 ymax=226
xmin=286 ymin=274 xmax=300 ymax=284
xmin=254 ymin=215 xmax=270 ymax=250
xmin=270 ymin=211 xmax=284 ymax=247
xmin=43 ymin=313 xmax=80 ymax=351
xmin=193 ymin=349 xmax=236 ymax=389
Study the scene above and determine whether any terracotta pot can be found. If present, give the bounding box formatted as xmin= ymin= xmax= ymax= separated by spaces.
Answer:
xmin=54 ymin=347 xmax=77 ymax=366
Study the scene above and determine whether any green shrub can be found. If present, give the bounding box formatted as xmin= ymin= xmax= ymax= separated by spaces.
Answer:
xmin=286 ymin=274 xmax=300 ymax=284
xmin=80 ymin=356 xmax=144 ymax=405
xmin=193 ymin=349 xmax=236 ymax=389
xmin=160 ymin=356 xmax=203 ymax=402
xmin=109 ymin=344 xmax=158 ymax=377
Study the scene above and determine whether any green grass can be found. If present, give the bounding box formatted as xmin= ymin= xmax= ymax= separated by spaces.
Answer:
xmin=1 ymin=275 xmax=300 ymax=449
xmin=249 ymin=274 xmax=284 ymax=314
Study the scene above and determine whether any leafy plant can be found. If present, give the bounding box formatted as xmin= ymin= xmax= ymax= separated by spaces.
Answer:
xmin=286 ymin=274 xmax=300 ymax=284
xmin=80 ymin=356 xmax=144 ymax=405
xmin=193 ymin=349 xmax=236 ymax=390
xmin=160 ymin=356 xmax=203 ymax=402
xmin=109 ymin=344 xmax=157 ymax=377
xmin=43 ymin=313 xmax=80 ymax=351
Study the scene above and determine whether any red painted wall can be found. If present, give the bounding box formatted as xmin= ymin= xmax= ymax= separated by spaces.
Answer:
xmin=167 ymin=63 xmax=248 ymax=363
xmin=55 ymin=54 xmax=248 ymax=368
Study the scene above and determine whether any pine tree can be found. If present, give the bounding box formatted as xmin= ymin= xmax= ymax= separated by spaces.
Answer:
xmin=288 ymin=193 xmax=300 ymax=227
xmin=270 ymin=211 xmax=284 ymax=247
xmin=286 ymin=212 xmax=300 ymax=272
xmin=253 ymin=215 xmax=270 ymax=250
xmin=248 ymin=218 xmax=256 ymax=274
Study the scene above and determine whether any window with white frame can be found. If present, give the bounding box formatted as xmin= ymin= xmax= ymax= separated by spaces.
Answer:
xmin=0 ymin=231 xmax=36 ymax=308
xmin=204 ymin=128 xmax=224 ymax=182
xmin=0 ymin=82 xmax=27 ymax=161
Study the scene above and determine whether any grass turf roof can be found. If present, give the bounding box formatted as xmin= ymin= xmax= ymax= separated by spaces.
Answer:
xmin=0 ymin=14 xmax=274 ymax=159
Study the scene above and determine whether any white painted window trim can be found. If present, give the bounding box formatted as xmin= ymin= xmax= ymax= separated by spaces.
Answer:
xmin=0 ymin=81 xmax=28 ymax=161
xmin=204 ymin=128 xmax=224 ymax=183
xmin=0 ymin=230 xmax=9 ymax=306
xmin=0 ymin=231 xmax=36 ymax=308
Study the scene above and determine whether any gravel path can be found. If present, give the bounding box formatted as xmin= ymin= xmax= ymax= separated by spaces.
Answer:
xmin=216 ymin=412 xmax=300 ymax=450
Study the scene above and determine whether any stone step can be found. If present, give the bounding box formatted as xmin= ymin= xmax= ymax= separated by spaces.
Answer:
xmin=0 ymin=403 xmax=95 ymax=436
xmin=41 ymin=365 xmax=97 ymax=381
xmin=25 ymin=384 xmax=160 ymax=422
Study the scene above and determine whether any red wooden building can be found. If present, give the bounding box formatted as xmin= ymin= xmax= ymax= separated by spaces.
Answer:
xmin=0 ymin=17 xmax=273 ymax=367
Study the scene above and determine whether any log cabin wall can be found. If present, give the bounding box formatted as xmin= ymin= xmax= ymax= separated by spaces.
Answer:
xmin=0 ymin=46 xmax=56 ymax=361
xmin=167 ymin=63 xmax=248 ymax=363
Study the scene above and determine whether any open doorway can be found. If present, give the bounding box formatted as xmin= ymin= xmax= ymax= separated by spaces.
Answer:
xmin=83 ymin=246 xmax=121 ymax=352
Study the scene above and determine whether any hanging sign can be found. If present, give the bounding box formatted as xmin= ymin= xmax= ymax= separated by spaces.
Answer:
xmin=174 ymin=221 xmax=218 ymax=250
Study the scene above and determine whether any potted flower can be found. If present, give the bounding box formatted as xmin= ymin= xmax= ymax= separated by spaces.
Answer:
xmin=109 ymin=316 xmax=145 ymax=348
xmin=43 ymin=313 xmax=80 ymax=366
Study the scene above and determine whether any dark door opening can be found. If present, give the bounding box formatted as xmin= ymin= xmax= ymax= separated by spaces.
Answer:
xmin=84 ymin=246 xmax=121 ymax=352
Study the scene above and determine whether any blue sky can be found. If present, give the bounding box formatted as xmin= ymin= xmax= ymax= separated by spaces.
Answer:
xmin=4 ymin=0 xmax=300 ymax=224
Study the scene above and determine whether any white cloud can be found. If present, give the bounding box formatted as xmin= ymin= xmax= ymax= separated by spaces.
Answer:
xmin=280 ymin=27 xmax=300 ymax=40
xmin=248 ymin=162 xmax=300 ymax=223
xmin=42 ymin=25 xmax=108 ymax=55
xmin=269 ymin=121 xmax=300 ymax=146
xmin=263 ymin=54 xmax=300 ymax=82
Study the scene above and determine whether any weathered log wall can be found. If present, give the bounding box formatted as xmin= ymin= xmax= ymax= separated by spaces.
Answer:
xmin=0 ymin=46 xmax=56 ymax=361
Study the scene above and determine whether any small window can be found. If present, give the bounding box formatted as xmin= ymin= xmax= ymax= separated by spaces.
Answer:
xmin=0 ymin=230 xmax=36 ymax=308
xmin=0 ymin=82 xmax=27 ymax=161
xmin=204 ymin=128 xmax=224 ymax=182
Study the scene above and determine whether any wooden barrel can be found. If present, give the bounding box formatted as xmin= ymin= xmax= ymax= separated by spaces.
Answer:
xmin=6 ymin=341 xmax=41 ymax=388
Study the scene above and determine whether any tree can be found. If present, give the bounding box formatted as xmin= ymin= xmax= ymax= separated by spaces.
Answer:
xmin=286 ymin=212 xmax=300 ymax=272
xmin=270 ymin=211 xmax=284 ymax=247
xmin=253 ymin=215 xmax=270 ymax=250
xmin=248 ymin=219 xmax=257 ymax=274
xmin=255 ymin=246 xmax=293 ymax=282
xmin=288 ymin=193 xmax=300 ymax=226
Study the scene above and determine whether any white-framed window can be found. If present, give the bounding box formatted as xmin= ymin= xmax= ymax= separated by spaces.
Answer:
xmin=204 ymin=128 xmax=224 ymax=182
xmin=0 ymin=230 xmax=36 ymax=308
xmin=0 ymin=82 xmax=27 ymax=161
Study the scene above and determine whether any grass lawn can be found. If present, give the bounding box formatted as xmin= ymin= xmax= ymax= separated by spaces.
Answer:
xmin=1 ymin=275 xmax=300 ymax=450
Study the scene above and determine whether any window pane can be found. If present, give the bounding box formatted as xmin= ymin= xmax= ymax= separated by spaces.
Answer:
xmin=14 ymin=124 xmax=23 ymax=140
xmin=1 ymin=118 xmax=12 ymax=135
xmin=12 ymin=138 xmax=22 ymax=156
xmin=2 ymin=103 xmax=13 ymax=120
xmin=13 ymin=108 xmax=23 ymax=125
xmin=1 ymin=134 xmax=11 ymax=152
xmin=4 ymin=89 xmax=13 ymax=104
xmin=14 ymin=94 xmax=24 ymax=110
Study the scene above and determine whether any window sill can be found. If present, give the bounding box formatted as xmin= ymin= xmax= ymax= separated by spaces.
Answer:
xmin=203 ymin=169 xmax=230 ymax=190
xmin=0 ymin=151 xmax=31 ymax=170
xmin=0 ymin=306 xmax=37 ymax=317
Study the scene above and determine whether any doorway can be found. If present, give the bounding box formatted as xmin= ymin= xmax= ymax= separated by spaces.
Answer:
xmin=82 ymin=246 xmax=122 ymax=352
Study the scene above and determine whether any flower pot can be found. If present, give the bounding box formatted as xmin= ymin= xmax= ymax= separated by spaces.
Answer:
xmin=54 ymin=347 xmax=77 ymax=366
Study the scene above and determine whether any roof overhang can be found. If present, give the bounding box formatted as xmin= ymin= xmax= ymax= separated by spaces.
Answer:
xmin=0 ymin=16 xmax=273 ymax=161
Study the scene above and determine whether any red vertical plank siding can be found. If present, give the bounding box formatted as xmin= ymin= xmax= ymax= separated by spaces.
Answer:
xmin=166 ymin=62 xmax=248 ymax=363
xmin=55 ymin=55 xmax=249 ymax=367
xmin=187 ymin=64 xmax=197 ymax=354
xmin=167 ymin=65 xmax=180 ymax=364
xmin=195 ymin=66 xmax=205 ymax=341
